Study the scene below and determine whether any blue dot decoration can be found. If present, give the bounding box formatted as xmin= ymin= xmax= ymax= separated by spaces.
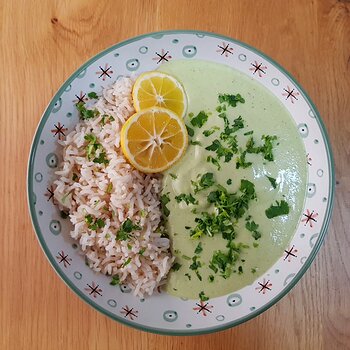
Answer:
xmin=139 ymin=46 xmax=148 ymax=54
xmin=120 ymin=284 xmax=131 ymax=293
xmin=306 ymin=183 xmax=316 ymax=198
xmin=126 ymin=58 xmax=140 ymax=71
xmin=49 ymin=220 xmax=61 ymax=235
xmin=52 ymin=98 xmax=62 ymax=113
xmin=182 ymin=45 xmax=197 ymax=58
xmin=163 ymin=310 xmax=178 ymax=322
xmin=226 ymin=293 xmax=242 ymax=307
xmin=107 ymin=299 xmax=117 ymax=307
xmin=271 ymin=78 xmax=280 ymax=86
xmin=34 ymin=172 xmax=43 ymax=183
xmin=74 ymin=271 xmax=82 ymax=280
xmin=238 ymin=54 xmax=247 ymax=62
xmin=298 ymin=123 xmax=309 ymax=138
xmin=46 ymin=153 xmax=58 ymax=168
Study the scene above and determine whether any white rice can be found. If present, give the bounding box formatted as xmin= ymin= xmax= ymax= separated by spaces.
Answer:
xmin=54 ymin=77 xmax=174 ymax=297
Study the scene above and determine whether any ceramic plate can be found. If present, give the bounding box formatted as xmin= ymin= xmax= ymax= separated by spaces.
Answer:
xmin=27 ymin=30 xmax=334 ymax=335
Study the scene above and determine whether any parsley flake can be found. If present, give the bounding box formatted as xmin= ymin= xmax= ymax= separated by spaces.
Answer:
xmin=190 ymin=111 xmax=209 ymax=128
xmin=265 ymin=200 xmax=290 ymax=218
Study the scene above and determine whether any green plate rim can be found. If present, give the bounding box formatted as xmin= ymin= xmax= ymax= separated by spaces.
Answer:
xmin=27 ymin=29 xmax=335 ymax=336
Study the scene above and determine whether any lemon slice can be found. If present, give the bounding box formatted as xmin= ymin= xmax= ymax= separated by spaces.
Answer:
xmin=120 ymin=107 xmax=188 ymax=173
xmin=132 ymin=71 xmax=187 ymax=118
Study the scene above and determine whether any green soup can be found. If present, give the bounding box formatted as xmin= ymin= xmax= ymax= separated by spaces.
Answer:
xmin=158 ymin=59 xmax=307 ymax=300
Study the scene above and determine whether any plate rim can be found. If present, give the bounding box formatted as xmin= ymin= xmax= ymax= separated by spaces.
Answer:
xmin=27 ymin=29 xmax=335 ymax=336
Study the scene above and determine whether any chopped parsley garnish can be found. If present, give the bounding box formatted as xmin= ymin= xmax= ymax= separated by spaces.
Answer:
xmin=122 ymin=257 xmax=132 ymax=267
xmin=140 ymin=209 xmax=148 ymax=218
xmin=206 ymin=139 xmax=235 ymax=163
xmin=265 ymin=200 xmax=290 ymax=218
xmin=185 ymin=273 xmax=191 ymax=280
xmin=246 ymin=135 xmax=278 ymax=161
xmin=195 ymin=271 xmax=202 ymax=281
xmin=100 ymin=115 xmax=115 ymax=126
xmin=236 ymin=150 xmax=252 ymax=169
xmin=251 ymin=267 xmax=257 ymax=273
xmin=199 ymin=291 xmax=209 ymax=301
xmin=191 ymin=172 xmax=215 ymax=193
xmin=160 ymin=193 xmax=171 ymax=217
xmin=87 ymin=91 xmax=98 ymax=99
xmin=190 ymin=111 xmax=209 ymax=128
xmin=203 ymin=126 xmax=220 ymax=137
xmin=116 ymin=218 xmax=141 ymax=240
xmin=190 ymin=180 xmax=256 ymax=240
xmin=266 ymin=176 xmax=277 ymax=189
xmin=72 ymin=173 xmax=79 ymax=181
xmin=190 ymin=140 xmax=202 ymax=146
xmin=208 ymin=275 xmax=215 ymax=282
xmin=175 ymin=193 xmax=198 ymax=205
xmin=244 ymin=130 xmax=253 ymax=135
xmin=253 ymin=242 xmax=259 ymax=248
xmin=169 ymin=173 xmax=177 ymax=180
xmin=76 ymin=102 xmax=99 ymax=120
xmin=218 ymin=93 xmax=245 ymax=107
xmin=238 ymin=266 xmax=243 ymax=274
xmin=84 ymin=214 xmax=105 ymax=231
xmin=245 ymin=219 xmax=262 ymax=240
xmin=186 ymin=125 xmax=194 ymax=137
xmin=84 ymin=133 xmax=109 ymax=165
xmin=207 ymin=155 xmax=221 ymax=170
xmin=226 ymin=179 xmax=232 ymax=185
xmin=171 ymin=262 xmax=182 ymax=271
xmin=261 ymin=135 xmax=278 ymax=161
xmin=106 ymin=183 xmax=113 ymax=193
xmin=110 ymin=275 xmax=120 ymax=286
xmin=209 ymin=242 xmax=248 ymax=279
xmin=194 ymin=242 xmax=203 ymax=254
xmin=139 ymin=248 xmax=146 ymax=255
xmin=182 ymin=255 xmax=191 ymax=260
xmin=189 ymin=255 xmax=202 ymax=270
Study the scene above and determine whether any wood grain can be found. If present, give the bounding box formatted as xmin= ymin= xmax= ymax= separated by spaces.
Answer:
xmin=1 ymin=0 xmax=349 ymax=349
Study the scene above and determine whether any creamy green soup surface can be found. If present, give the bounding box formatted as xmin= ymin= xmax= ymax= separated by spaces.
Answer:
xmin=158 ymin=59 xmax=307 ymax=300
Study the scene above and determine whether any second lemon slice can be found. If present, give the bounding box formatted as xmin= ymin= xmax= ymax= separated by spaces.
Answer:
xmin=132 ymin=71 xmax=187 ymax=118
xmin=120 ymin=107 xmax=188 ymax=173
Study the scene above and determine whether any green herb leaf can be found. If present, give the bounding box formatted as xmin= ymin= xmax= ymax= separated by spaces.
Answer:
xmin=72 ymin=173 xmax=79 ymax=181
xmin=139 ymin=248 xmax=146 ymax=255
xmin=190 ymin=111 xmax=209 ymax=128
xmin=266 ymin=176 xmax=277 ymax=189
xmin=226 ymin=179 xmax=232 ymax=185
xmin=122 ymin=257 xmax=131 ymax=267
xmin=218 ymin=93 xmax=245 ymax=107
xmin=208 ymin=274 xmax=215 ymax=282
xmin=160 ymin=193 xmax=171 ymax=217
xmin=185 ymin=273 xmax=191 ymax=280
xmin=199 ymin=291 xmax=209 ymax=301
xmin=186 ymin=125 xmax=194 ymax=137
xmin=265 ymin=200 xmax=290 ymax=218
xmin=206 ymin=155 xmax=221 ymax=170
xmin=169 ymin=173 xmax=177 ymax=180
xmin=116 ymin=218 xmax=141 ymax=240
xmin=191 ymin=172 xmax=215 ymax=194
xmin=88 ymin=91 xmax=98 ymax=99
xmin=175 ymin=193 xmax=198 ymax=205
xmin=189 ymin=255 xmax=202 ymax=270
xmin=110 ymin=274 xmax=120 ymax=286
xmin=106 ymin=183 xmax=113 ymax=193
xmin=194 ymin=242 xmax=203 ymax=254
xmin=76 ymin=102 xmax=99 ymax=120
xmin=245 ymin=219 xmax=261 ymax=240
xmin=190 ymin=140 xmax=202 ymax=146
xmin=236 ymin=150 xmax=252 ymax=169
xmin=203 ymin=126 xmax=220 ymax=137
xmin=244 ymin=130 xmax=253 ymax=135
xmin=171 ymin=262 xmax=182 ymax=271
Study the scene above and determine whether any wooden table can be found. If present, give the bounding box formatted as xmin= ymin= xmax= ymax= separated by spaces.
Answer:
xmin=1 ymin=0 xmax=349 ymax=349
